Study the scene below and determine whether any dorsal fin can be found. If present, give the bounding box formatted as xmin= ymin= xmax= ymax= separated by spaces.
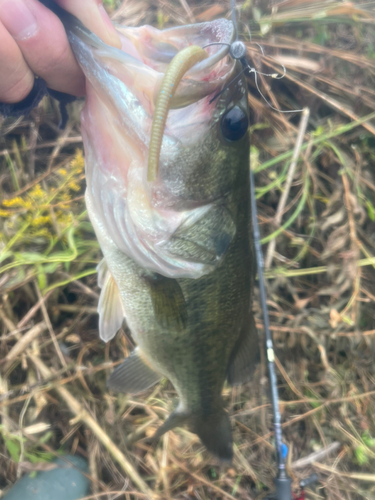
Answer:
xmin=97 ymin=259 xmax=125 ymax=342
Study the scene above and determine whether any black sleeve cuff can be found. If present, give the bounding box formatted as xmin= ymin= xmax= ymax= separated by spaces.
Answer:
xmin=0 ymin=77 xmax=77 ymax=129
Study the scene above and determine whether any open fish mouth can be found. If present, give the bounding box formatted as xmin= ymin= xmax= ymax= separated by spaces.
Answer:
xmin=116 ymin=20 xmax=236 ymax=109
xmin=68 ymin=19 xmax=247 ymax=279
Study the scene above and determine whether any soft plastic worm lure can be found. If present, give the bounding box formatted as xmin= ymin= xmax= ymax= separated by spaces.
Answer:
xmin=147 ymin=45 xmax=209 ymax=182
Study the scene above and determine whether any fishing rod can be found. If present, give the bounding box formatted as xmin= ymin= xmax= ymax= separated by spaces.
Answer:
xmin=227 ymin=2 xmax=316 ymax=499
xmin=227 ymin=42 xmax=293 ymax=500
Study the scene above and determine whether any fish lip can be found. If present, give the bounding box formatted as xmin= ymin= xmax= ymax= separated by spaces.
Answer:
xmin=158 ymin=19 xmax=235 ymax=74
xmin=117 ymin=19 xmax=237 ymax=105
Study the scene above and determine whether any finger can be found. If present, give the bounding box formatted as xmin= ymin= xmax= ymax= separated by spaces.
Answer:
xmin=0 ymin=0 xmax=86 ymax=96
xmin=55 ymin=0 xmax=121 ymax=49
xmin=0 ymin=20 xmax=34 ymax=102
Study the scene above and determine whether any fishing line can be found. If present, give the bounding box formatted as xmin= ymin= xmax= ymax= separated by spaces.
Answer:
xmin=203 ymin=40 xmax=302 ymax=113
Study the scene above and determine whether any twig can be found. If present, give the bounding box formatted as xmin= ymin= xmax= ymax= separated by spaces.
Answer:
xmin=16 ymin=290 xmax=54 ymax=329
xmin=340 ymin=173 xmax=361 ymax=323
xmin=29 ymin=354 xmax=153 ymax=499
xmin=0 ymin=375 xmax=9 ymax=432
xmin=1 ymin=321 xmax=47 ymax=370
xmin=291 ymin=441 xmax=341 ymax=469
xmin=87 ymin=433 xmax=100 ymax=500
xmin=314 ymin=462 xmax=375 ymax=482
xmin=274 ymin=355 xmax=304 ymax=399
xmin=27 ymin=110 xmax=41 ymax=178
xmin=0 ymin=306 xmax=16 ymax=332
xmin=57 ymin=304 xmax=97 ymax=314
xmin=233 ymin=444 xmax=258 ymax=483
xmin=47 ymin=122 xmax=75 ymax=172
xmin=78 ymin=492 xmax=148 ymax=499
xmin=170 ymin=456 xmax=245 ymax=500
xmin=178 ymin=0 xmax=195 ymax=22
xmin=249 ymin=390 xmax=375 ymax=446
xmin=34 ymin=281 xmax=67 ymax=367
xmin=60 ymin=273 xmax=99 ymax=299
xmin=262 ymin=58 xmax=375 ymax=136
xmin=265 ymin=107 xmax=310 ymax=268
xmin=0 ymin=136 xmax=82 ymax=157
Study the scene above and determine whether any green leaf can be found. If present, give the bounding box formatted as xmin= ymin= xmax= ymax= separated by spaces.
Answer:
xmin=0 ymin=251 xmax=12 ymax=263
xmin=37 ymin=265 xmax=47 ymax=290
xmin=313 ymin=125 xmax=325 ymax=137
xmin=362 ymin=431 xmax=375 ymax=448
xmin=39 ymin=431 xmax=53 ymax=445
xmin=5 ymin=437 xmax=21 ymax=462
xmin=355 ymin=445 xmax=368 ymax=465
xmin=15 ymin=252 xmax=46 ymax=263
xmin=43 ymin=268 xmax=97 ymax=294
xmin=43 ymin=262 xmax=59 ymax=274
xmin=25 ymin=450 xmax=54 ymax=463
xmin=366 ymin=200 xmax=375 ymax=222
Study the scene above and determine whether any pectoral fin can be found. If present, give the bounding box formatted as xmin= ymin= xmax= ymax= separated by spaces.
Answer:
xmin=227 ymin=316 xmax=260 ymax=386
xmin=143 ymin=274 xmax=188 ymax=332
xmin=97 ymin=259 xmax=125 ymax=342
xmin=107 ymin=348 xmax=162 ymax=394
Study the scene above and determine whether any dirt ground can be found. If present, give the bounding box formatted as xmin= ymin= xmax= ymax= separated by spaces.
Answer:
xmin=1 ymin=1 xmax=375 ymax=499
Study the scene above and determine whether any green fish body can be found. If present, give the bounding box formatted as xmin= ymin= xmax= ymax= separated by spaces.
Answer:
xmin=64 ymin=14 xmax=259 ymax=461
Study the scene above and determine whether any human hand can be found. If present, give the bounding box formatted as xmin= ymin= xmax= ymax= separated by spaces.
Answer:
xmin=0 ymin=0 xmax=121 ymax=103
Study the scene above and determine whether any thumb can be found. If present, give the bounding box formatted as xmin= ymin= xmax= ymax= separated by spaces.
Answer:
xmin=55 ymin=0 xmax=121 ymax=48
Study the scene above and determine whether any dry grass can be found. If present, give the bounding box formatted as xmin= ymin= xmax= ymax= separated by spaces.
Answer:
xmin=1 ymin=1 xmax=375 ymax=499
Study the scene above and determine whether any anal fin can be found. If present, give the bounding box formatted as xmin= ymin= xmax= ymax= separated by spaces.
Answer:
xmin=227 ymin=315 xmax=260 ymax=386
xmin=97 ymin=259 xmax=125 ymax=342
xmin=107 ymin=348 xmax=162 ymax=394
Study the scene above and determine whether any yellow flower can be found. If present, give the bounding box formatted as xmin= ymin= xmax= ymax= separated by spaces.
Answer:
xmin=68 ymin=181 xmax=81 ymax=192
xmin=29 ymin=184 xmax=45 ymax=200
xmin=0 ymin=209 xmax=10 ymax=217
xmin=31 ymin=215 xmax=51 ymax=227
xmin=33 ymin=227 xmax=52 ymax=238
xmin=57 ymin=212 xmax=73 ymax=225
xmin=71 ymin=149 xmax=84 ymax=173
xmin=60 ymin=192 xmax=72 ymax=201
xmin=3 ymin=196 xmax=27 ymax=207
xmin=58 ymin=168 xmax=67 ymax=176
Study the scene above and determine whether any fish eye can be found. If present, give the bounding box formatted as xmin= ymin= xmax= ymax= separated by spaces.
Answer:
xmin=221 ymin=106 xmax=248 ymax=142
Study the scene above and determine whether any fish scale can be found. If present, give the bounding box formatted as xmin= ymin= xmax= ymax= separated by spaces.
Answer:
xmin=54 ymin=8 xmax=260 ymax=461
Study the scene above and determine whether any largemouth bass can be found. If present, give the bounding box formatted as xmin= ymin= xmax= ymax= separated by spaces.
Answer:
xmin=60 ymin=10 xmax=259 ymax=461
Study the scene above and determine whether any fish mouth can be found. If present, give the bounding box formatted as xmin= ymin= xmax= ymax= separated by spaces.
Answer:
xmin=69 ymin=18 xmax=236 ymax=117
xmin=69 ymin=19 xmax=244 ymax=279
xmin=116 ymin=19 xmax=236 ymax=108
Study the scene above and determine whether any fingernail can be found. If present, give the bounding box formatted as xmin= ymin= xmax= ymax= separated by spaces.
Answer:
xmin=98 ymin=3 xmax=121 ymax=48
xmin=0 ymin=0 xmax=39 ymax=41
